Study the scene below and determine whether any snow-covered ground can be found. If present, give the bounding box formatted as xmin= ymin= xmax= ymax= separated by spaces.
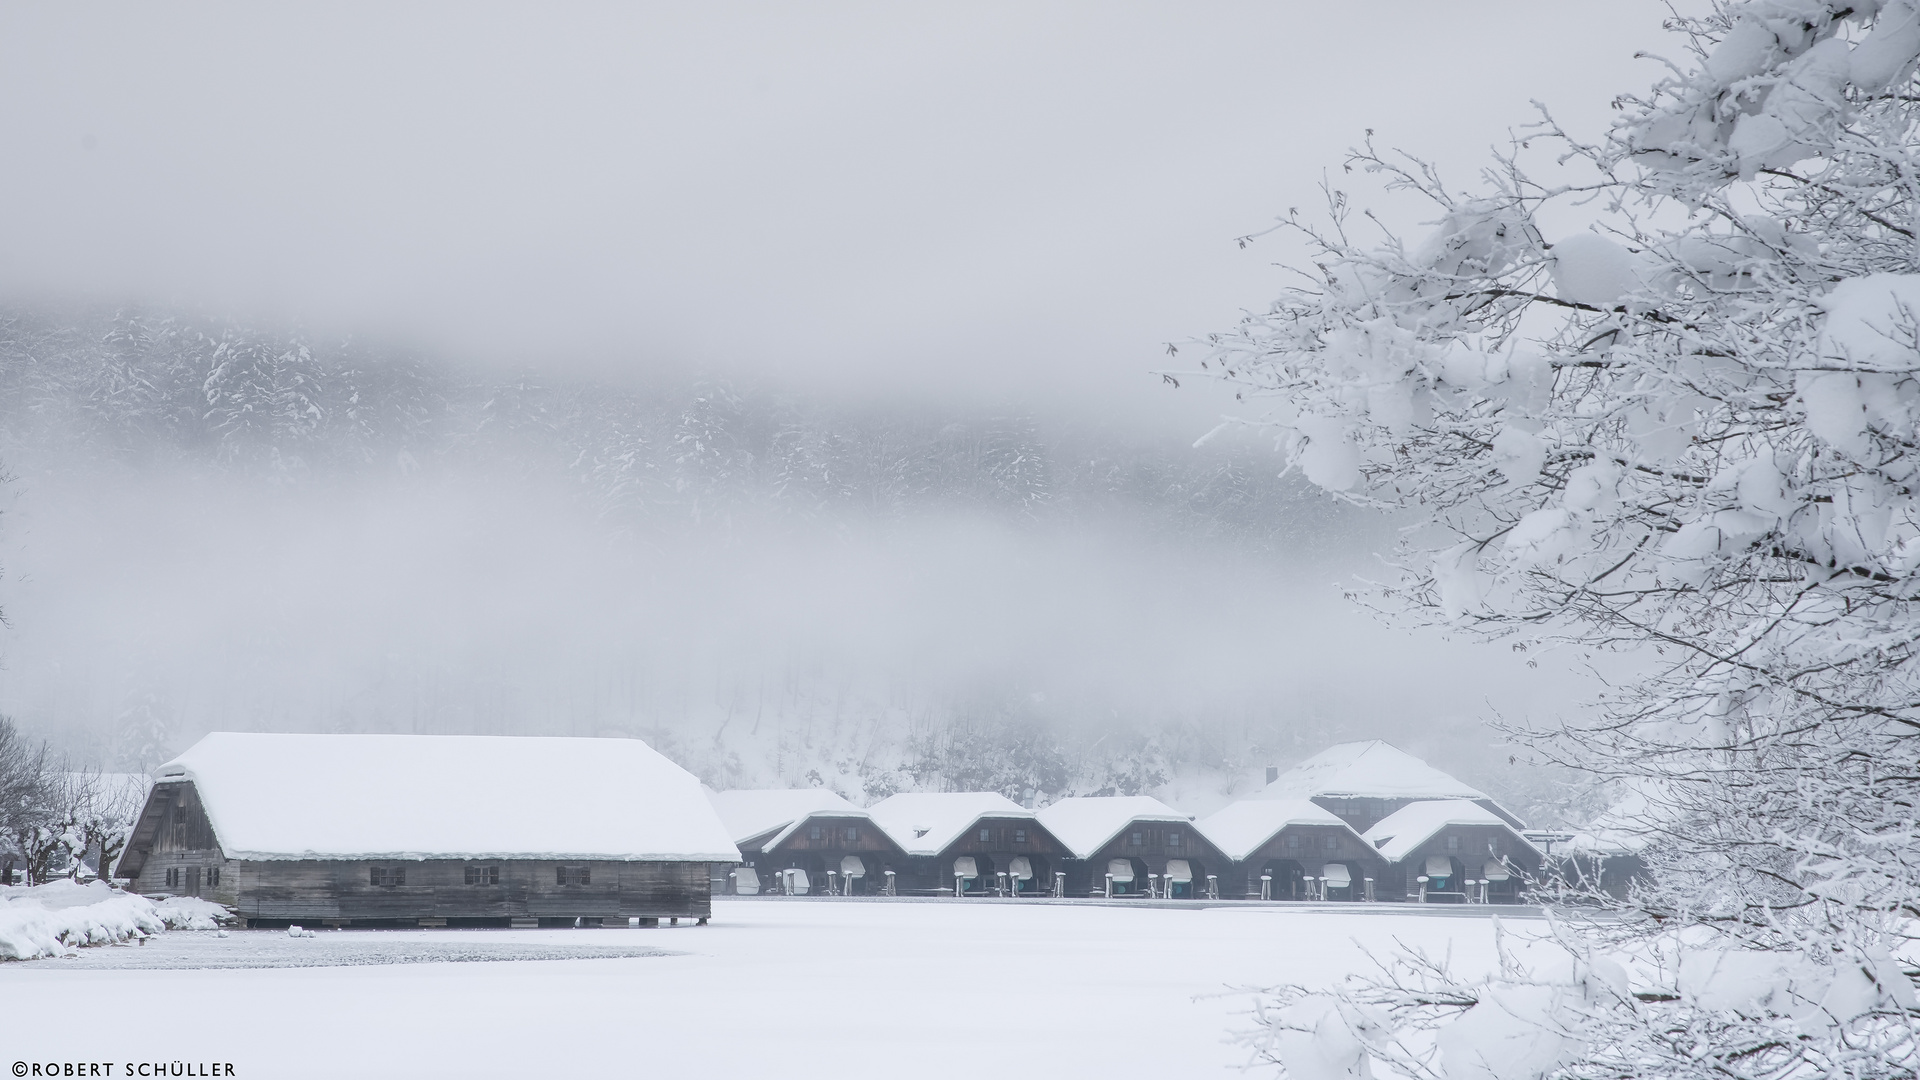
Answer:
xmin=0 ymin=898 xmax=1541 ymax=1077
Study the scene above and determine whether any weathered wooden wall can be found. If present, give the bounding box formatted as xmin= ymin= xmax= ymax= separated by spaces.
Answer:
xmin=1233 ymin=825 xmax=1386 ymax=900
xmin=226 ymin=858 xmax=713 ymax=923
xmin=898 ymin=816 xmax=1067 ymax=895
xmin=1384 ymin=824 xmax=1539 ymax=902
xmin=739 ymin=814 xmax=908 ymax=894
xmin=1059 ymin=820 xmax=1230 ymax=897
xmin=119 ymin=781 xmax=240 ymax=907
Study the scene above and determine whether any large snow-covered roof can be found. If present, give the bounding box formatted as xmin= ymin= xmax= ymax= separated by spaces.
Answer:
xmin=1036 ymin=796 xmax=1192 ymax=860
xmin=708 ymin=789 xmax=864 ymax=849
xmin=1256 ymin=741 xmax=1489 ymax=802
xmin=1362 ymin=800 xmax=1534 ymax=863
xmin=156 ymin=733 xmax=741 ymax=862
xmin=1195 ymin=799 xmax=1353 ymax=861
xmin=866 ymin=792 xmax=1033 ymax=857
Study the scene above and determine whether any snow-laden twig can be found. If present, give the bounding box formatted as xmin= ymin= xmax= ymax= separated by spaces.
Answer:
xmin=1206 ymin=2 xmax=1920 ymax=1077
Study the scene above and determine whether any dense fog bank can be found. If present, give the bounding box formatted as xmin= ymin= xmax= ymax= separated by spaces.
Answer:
xmin=0 ymin=307 xmax=1585 ymax=816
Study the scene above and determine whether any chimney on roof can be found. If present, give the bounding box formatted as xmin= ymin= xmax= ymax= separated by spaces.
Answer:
xmin=1265 ymin=765 xmax=1279 ymax=785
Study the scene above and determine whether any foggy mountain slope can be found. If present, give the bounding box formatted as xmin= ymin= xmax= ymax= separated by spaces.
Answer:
xmin=0 ymin=306 xmax=1340 ymax=547
xmin=0 ymin=305 xmax=1573 ymax=811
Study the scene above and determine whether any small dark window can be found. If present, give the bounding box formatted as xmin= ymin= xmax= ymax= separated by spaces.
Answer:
xmin=1284 ymin=834 xmax=1300 ymax=851
xmin=844 ymin=827 xmax=858 ymax=842
xmin=1130 ymin=831 xmax=1143 ymax=846
xmin=208 ymin=867 xmax=220 ymax=886
xmin=809 ymin=826 xmax=823 ymax=841
xmin=1325 ymin=835 xmax=1338 ymax=851
xmin=1013 ymin=828 xmax=1027 ymax=844
xmin=1446 ymin=836 xmax=1461 ymax=852
xmin=165 ymin=868 xmax=177 ymax=888
xmin=465 ymin=865 xmax=500 ymax=885
xmin=1168 ymin=831 xmax=1182 ymax=846
xmin=557 ymin=865 xmax=591 ymax=886
xmin=979 ymin=828 xmax=992 ymax=842
xmin=370 ymin=866 xmax=404 ymax=887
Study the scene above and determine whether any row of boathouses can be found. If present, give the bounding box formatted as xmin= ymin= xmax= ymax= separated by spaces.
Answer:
xmin=118 ymin=732 xmax=1571 ymax=926
xmin=714 ymin=741 xmax=1545 ymax=903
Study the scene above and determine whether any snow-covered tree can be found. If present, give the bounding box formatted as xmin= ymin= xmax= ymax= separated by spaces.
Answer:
xmin=111 ymin=688 xmax=176 ymax=774
xmin=1193 ymin=2 xmax=1920 ymax=1076
xmin=60 ymin=767 xmax=146 ymax=881
xmin=0 ymin=717 xmax=58 ymax=885
xmin=200 ymin=326 xmax=328 ymax=472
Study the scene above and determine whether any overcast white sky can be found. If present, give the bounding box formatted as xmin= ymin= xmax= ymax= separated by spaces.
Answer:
xmin=0 ymin=4 xmax=1683 ymax=784
xmin=1 ymin=1 xmax=1677 ymax=425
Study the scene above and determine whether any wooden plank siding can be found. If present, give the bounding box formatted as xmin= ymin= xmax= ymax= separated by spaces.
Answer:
xmin=897 ymin=816 xmax=1068 ymax=895
xmin=1381 ymin=824 xmax=1540 ymax=903
xmin=736 ymin=814 xmax=908 ymax=894
xmin=228 ymin=858 xmax=712 ymax=922
xmin=1060 ymin=820 xmax=1232 ymax=898
xmin=1231 ymin=824 xmax=1388 ymax=900
xmin=120 ymin=780 xmax=713 ymax=924
xmin=119 ymin=781 xmax=241 ymax=907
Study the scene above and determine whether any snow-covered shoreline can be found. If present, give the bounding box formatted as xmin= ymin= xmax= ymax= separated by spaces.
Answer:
xmin=0 ymin=880 xmax=229 ymax=961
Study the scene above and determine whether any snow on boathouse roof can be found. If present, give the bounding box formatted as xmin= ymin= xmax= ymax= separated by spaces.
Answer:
xmin=1255 ymin=741 xmax=1489 ymax=802
xmin=1361 ymin=800 xmax=1538 ymax=863
xmin=707 ymin=788 xmax=868 ymax=853
xmin=1036 ymin=796 xmax=1193 ymax=860
xmin=1195 ymin=798 xmax=1357 ymax=862
xmin=866 ymin=792 xmax=1035 ymax=857
xmin=154 ymin=733 xmax=741 ymax=863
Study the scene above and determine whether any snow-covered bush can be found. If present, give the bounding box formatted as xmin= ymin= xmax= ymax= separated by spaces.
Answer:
xmin=1196 ymin=1 xmax=1920 ymax=1075
xmin=0 ymin=880 xmax=230 ymax=960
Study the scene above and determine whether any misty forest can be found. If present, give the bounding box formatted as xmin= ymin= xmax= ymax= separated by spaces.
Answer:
xmin=1 ymin=304 xmax=1550 ymax=811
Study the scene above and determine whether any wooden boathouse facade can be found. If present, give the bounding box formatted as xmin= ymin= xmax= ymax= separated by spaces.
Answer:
xmin=1362 ymin=800 xmax=1542 ymax=903
xmin=1197 ymin=798 xmax=1384 ymax=900
xmin=1037 ymin=796 xmax=1231 ymax=898
xmin=865 ymin=792 xmax=1068 ymax=896
xmin=118 ymin=733 xmax=741 ymax=926
xmin=710 ymin=789 xmax=908 ymax=895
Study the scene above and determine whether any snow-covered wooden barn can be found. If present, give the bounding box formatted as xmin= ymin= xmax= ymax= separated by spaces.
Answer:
xmin=1251 ymin=740 xmax=1525 ymax=833
xmin=1036 ymin=796 xmax=1228 ymax=898
xmin=866 ymin=792 xmax=1066 ymax=896
xmin=1361 ymin=800 xmax=1542 ymax=903
xmin=117 ymin=733 xmax=741 ymax=927
xmin=1196 ymin=798 xmax=1382 ymax=900
xmin=709 ymin=788 xmax=907 ymax=896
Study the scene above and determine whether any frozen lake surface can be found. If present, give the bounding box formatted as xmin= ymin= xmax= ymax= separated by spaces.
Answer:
xmin=0 ymin=898 xmax=1540 ymax=1077
xmin=5 ymin=930 xmax=677 ymax=970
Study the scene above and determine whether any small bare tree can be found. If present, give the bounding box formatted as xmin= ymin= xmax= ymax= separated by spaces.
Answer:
xmin=64 ymin=767 xmax=147 ymax=881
